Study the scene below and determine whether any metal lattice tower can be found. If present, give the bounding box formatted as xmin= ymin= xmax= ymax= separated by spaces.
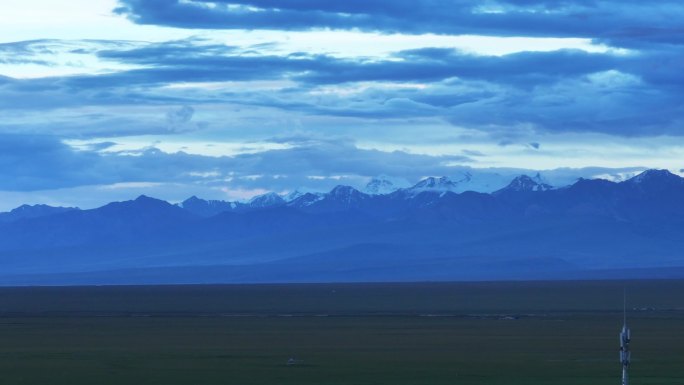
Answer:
xmin=620 ymin=290 xmax=631 ymax=385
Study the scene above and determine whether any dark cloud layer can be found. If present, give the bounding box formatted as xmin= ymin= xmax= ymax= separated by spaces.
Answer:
xmin=2 ymin=38 xmax=682 ymax=137
xmin=114 ymin=0 xmax=684 ymax=48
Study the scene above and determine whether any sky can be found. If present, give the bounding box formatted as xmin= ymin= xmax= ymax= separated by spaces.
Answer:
xmin=1 ymin=0 xmax=683 ymax=210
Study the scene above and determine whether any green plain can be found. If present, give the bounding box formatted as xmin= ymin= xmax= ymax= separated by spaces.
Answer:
xmin=0 ymin=280 xmax=682 ymax=384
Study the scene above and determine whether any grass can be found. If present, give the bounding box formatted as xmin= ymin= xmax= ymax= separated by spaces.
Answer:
xmin=0 ymin=280 xmax=682 ymax=384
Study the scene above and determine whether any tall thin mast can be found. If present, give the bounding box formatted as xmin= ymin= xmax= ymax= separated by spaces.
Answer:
xmin=620 ymin=289 xmax=631 ymax=385
xmin=624 ymin=289 xmax=627 ymax=326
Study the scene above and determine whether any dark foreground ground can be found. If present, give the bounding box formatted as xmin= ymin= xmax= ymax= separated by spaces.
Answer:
xmin=0 ymin=280 xmax=682 ymax=385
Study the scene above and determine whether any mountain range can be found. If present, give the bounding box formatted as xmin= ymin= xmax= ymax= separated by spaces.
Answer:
xmin=1 ymin=169 xmax=683 ymax=285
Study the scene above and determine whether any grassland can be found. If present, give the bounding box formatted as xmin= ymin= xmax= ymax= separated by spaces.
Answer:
xmin=0 ymin=280 xmax=682 ymax=384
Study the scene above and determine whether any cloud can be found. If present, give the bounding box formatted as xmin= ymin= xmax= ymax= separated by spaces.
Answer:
xmin=0 ymin=132 xmax=653 ymax=210
xmin=0 ymin=134 xmax=103 ymax=190
xmin=167 ymin=105 xmax=194 ymax=123
xmin=2 ymin=3 xmax=682 ymax=206
xmin=0 ymin=39 xmax=628 ymax=90
xmin=462 ymin=149 xmax=486 ymax=157
xmin=1 ymin=31 xmax=684 ymax=140
xmin=0 ymin=42 xmax=682 ymax=138
xmin=114 ymin=1 xmax=684 ymax=48
xmin=85 ymin=141 xmax=118 ymax=151
xmin=303 ymin=48 xmax=621 ymax=86
xmin=0 ymin=40 xmax=61 ymax=65
xmin=165 ymin=105 xmax=205 ymax=133
xmin=0 ymin=133 xmax=473 ymax=192
xmin=0 ymin=133 xmax=660 ymax=210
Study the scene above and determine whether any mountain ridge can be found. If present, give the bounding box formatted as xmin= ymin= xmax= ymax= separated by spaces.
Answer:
xmin=1 ymin=169 xmax=683 ymax=285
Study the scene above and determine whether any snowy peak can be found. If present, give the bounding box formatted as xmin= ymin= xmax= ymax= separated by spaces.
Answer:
xmin=326 ymin=185 xmax=370 ymax=206
xmin=622 ymin=169 xmax=684 ymax=196
xmin=409 ymin=176 xmax=458 ymax=193
xmin=626 ymin=169 xmax=682 ymax=186
xmin=288 ymin=192 xmax=324 ymax=208
xmin=283 ymin=190 xmax=305 ymax=202
xmin=329 ymin=185 xmax=365 ymax=198
xmin=364 ymin=175 xmax=408 ymax=195
xmin=178 ymin=196 xmax=236 ymax=217
xmin=249 ymin=192 xmax=286 ymax=208
xmin=495 ymin=174 xmax=553 ymax=194
xmin=365 ymin=177 xmax=396 ymax=195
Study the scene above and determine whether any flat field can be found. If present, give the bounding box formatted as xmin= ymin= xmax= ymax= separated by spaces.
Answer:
xmin=0 ymin=280 xmax=682 ymax=385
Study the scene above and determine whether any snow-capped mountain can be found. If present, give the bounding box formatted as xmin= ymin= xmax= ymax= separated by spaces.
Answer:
xmin=2 ymin=169 xmax=684 ymax=285
xmin=283 ymin=190 xmax=305 ymax=202
xmin=589 ymin=170 xmax=643 ymax=183
xmin=291 ymin=185 xmax=373 ymax=213
xmin=365 ymin=172 xmax=512 ymax=195
xmin=494 ymin=174 xmax=553 ymax=194
xmin=406 ymin=176 xmax=459 ymax=194
xmin=327 ymin=185 xmax=369 ymax=204
xmin=177 ymin=196 xmax=237 ymax=217
xmin=364 ymin=175 xmax=409 ymax=195
xmin=249 ymin=192 xmax=286 ymax=208
xmin=625 ymin=169 xmax=683 ymax=187
xmin=288 ymin=186 xmax=370 ymax=212
xmin=288 ymin=192 xmax=324 ymax=208
xmin=620 ymin=169 xmax=684 ymax=201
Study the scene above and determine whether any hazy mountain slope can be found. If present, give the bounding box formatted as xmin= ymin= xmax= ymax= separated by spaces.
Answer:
xmin=0 ymin=169 xmax=683 ymax=284
xmin=0 ymin=204 xmax=79 ymax=223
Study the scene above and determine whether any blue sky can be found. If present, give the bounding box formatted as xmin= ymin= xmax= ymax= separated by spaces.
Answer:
xmin=1 ymin=0 xmax=683 ymax=209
